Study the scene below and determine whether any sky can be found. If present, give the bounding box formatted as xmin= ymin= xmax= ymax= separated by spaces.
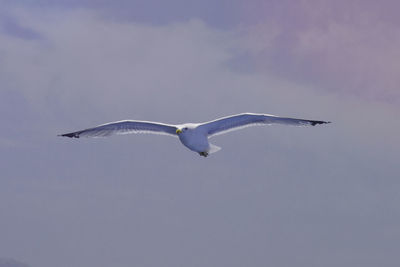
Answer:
xmin=0 ymin=1 xmax=399 ymax=267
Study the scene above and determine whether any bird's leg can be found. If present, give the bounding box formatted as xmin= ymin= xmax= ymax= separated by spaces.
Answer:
xmin=199 ymin=152 xmax=209 ymax=157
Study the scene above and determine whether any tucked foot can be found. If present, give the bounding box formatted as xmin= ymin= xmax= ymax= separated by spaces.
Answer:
xmin=199 ymin=151 xmax=209 ymax=157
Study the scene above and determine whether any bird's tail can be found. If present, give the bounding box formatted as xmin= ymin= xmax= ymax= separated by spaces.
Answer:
xmin=209 ymin=143 xmax=221 ymax=154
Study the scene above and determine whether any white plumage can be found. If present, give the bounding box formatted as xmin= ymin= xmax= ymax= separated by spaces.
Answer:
xmin=60 ymin=113 xmax=330 ymax=157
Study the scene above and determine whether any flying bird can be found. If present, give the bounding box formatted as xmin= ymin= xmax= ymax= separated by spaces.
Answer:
xmin=59 ymin=113 xmax=330 ymax=157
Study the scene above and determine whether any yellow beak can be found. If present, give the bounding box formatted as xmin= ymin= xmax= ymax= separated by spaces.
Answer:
xmin=176 ymin=129 xmax=182 ymax=134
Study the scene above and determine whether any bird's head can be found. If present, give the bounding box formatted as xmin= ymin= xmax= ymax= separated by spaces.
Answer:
xmin=176 ymin=127 xmax=189 ymax=135
xmin=176 ymin=124 xmax=198 ymax=135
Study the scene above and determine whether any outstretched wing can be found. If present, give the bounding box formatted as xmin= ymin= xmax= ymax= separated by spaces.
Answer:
xmin=59 ymin=120 xmax=178 ymax=138
xmin=199 ymin=113 xmax=330 ymax=137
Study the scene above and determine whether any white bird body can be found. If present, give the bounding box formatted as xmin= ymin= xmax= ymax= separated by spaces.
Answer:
xmin=177 ymin=124 xmax=209 ymax=153
xmin=60 ymin=113 xmax=330 ymax=157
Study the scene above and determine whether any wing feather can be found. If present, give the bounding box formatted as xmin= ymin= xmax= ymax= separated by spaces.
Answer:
xmin=59 ymin=120 xmax=178 ymax=138
xmin=199 ymin=113 xmax=330 ymax=137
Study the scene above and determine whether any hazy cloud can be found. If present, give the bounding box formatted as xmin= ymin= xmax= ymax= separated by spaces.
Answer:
xmin=238 ymin=0 xmax=400 ymax=103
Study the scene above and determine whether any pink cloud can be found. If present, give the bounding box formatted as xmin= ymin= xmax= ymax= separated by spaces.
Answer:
xmin=239 ymin=0 xmax=400 ymax=103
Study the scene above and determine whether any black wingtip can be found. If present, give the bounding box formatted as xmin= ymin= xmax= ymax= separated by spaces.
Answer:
xmin=310 ymin=120 xmax=331 ymax=126
xmin=58 ymin=133 xmax=80 ymax=138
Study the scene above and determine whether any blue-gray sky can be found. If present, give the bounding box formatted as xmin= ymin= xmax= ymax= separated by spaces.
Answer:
xmin=0 ymin=1 xmax=399 ymax=267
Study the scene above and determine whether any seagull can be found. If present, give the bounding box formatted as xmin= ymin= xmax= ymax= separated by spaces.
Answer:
xmin=59 ymin=113 xmax=330 ymax=157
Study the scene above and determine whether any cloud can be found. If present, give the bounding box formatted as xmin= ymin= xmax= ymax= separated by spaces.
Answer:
xmin=4 ymin=1 xmax=400 ymax=108
xmin=238 ymin=0 xmax=400 ymax=104
xmin=295 ymin=20 xmax=400 ymax=101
